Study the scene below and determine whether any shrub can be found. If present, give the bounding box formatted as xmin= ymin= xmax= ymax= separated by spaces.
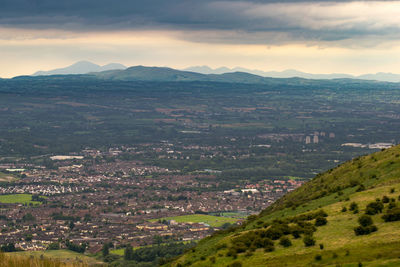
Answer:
xmin=341 ymin=207 xmax=347 ymax=212
xmin=315 ymin=210 xmax=328 ymax=217
xmin=232 ymin=243 xmax=247 ymax=253
xmin=365 ymin=201 xmax=384 ymax=215
xmin=354 ymin=225 xmax=378 ymax=235
xmin=210 ymin=256 xmax=216 ymax=263
xmin=279 ymin=236 xmax=292 ymax=247
xmin=228 ymin=260 xmax=242 ymax=267
xmin=349 ymin=202 xmax=358 ymax=211
xmin=390 ymin=188 xmax=395 ymax=193
xmin=292 ymin=229 xmax=301 ymax=239
xmin=382 ymin=207 xmax=400 ymax=222
xmin=47 ymin=242 xmax=60 ymax=250
xmin=388 ymin=202 xmax=397 ymax=209
xmin=297 ymin=221 xmax=316 ymax=235
xmin=315 ymin=254 xmax=322 ymax=261
xmin=382 ymin=196 xmax=390 ymax=203
xmin=216 ymin=243 xmax=227 ymax=250
xmin=303 ymin=235 xmax=316 ymax=247
xmin=315 ymin=216 xmax=327 ymax=226
xmin=358 ymin=215 xmax=373 ymax=227
xmin=226 ymin=248 xmax=237 ymax=258
xmin=264 ymin=244 xmax=275 ymax=252
xmin=231 ymin=230 xmax=275 ymax=253
xmin=245 ymin=251 xmax=253 ymax=257
xmin=319 ymin=243 xmax=324 ymax=250
xmin=265 ymin=227 xmax=283 ymax=240
xmin=356 ymin=184 xmax=365 ymax=192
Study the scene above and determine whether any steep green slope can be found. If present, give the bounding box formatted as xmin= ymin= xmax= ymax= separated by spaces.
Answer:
xmin=168 ymin=145 xmax=400 ymax=267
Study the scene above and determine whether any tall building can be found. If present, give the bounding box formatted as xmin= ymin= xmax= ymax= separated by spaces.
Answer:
xmin=313 ymin=135 xmax=319 ymax=144
xmin=305 ymin=136 xmax=311 ymax=144
xmin=329 ymin=133 xmax=335 ymax=138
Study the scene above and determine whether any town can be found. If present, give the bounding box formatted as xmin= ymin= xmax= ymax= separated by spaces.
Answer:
xmin=0 ymin=145 xmax=304 ymax=254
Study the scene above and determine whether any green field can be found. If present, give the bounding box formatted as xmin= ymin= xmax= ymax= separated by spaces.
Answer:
xmin=209 ymin=212 xmax=249 ymax=219
xmin=0 ymin=172 xmax=18 ymax=182
xmin=111 ymin=245 xmax=152 ymax=256
xmin=8 ymin=250 xmax=103 ymax=265
xmin=0 ymin=194 xmax=44 ymax=205
xmin=149 ymin=214 xmax=239 ymax=227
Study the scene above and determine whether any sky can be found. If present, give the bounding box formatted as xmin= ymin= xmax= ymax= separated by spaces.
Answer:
xmin=1 ymin=0 xmax=400 ymax=78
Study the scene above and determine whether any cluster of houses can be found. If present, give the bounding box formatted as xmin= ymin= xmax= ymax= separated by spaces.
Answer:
xmin=0 ymin=146 xmax=305 ymax=252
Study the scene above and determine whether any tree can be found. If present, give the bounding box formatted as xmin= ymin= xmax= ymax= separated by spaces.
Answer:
xmin=69 ymin=221 xmax=75 ymax=230
xmin=124 ymin=244 xmax=133 ymax=261
xmin=47 ymin=242 xmax=60 ymax=250
xmin=22 ymin=213 xmax=35 ymax=222
xmin=1 ymin=243 xmax=16 ymax=252
xmin=102 ymin=243 xmax=109 ymax=257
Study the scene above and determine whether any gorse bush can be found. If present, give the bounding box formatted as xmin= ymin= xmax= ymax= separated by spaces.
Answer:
xmin=303 ymin=235 xmax=316 ymax=247
xmin=315 ymin=216 xmax=327 ymax=226
xmin=230 ymin=230 xmax=275 ymax=254
xmin=358 ymin=215 xmax=373 ymax=227
xmin=354 ymin=215 xmax=378 ymax=235
xmin=382 ymin=196 xmax=390 ymax=203
xmin=382 ymin=207 xmax=400 ymax=222
xmin=279 ymin=236 xmax=292 ymax=247
xmin=349 ymin=202 xmax=358 ymax=211
xmin=365 ymin=200 xmax=384 ymax=215
xmin=354 ymin=225 xmax=378 ymax=235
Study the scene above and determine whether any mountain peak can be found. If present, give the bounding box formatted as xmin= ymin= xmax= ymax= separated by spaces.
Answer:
xmin=33 ymin=61 xmax=126 ymax=76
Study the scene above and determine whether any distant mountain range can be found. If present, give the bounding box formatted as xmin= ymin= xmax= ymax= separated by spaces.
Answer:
xmin=27 ymin=61 xmax=400 ymax=83
xmin=33 ymin=61 xmax=126 ymax=76
xmin=184 ymin=66 xmax=400 ymax=83
xmin=92 ymin=65 xmax=273 ymax=84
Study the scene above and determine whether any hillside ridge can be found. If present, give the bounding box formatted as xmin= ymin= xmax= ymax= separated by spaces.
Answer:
xmin=169 ymin=145 xmax=400 ymax=267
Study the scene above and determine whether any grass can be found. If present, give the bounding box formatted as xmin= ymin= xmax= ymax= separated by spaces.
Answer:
xmin=178 ymin=183 xmax=400 ymax=266
xmin=110 ymin=248 xmax=125 ymax=256
xmin=111 ymin=245 xmax=155 ymax=256
xmin=0 ymin=194 xmax=44 ymax=205
xmin=149 ymin=214 xmax=239 ymax=227
xmin=111 ymin=241 xmax=195 ymax=256
xmin=0 ymin=172 xmax=18 ymax=182
xmin=209 ymin=212 xmax=249 ymax=219
xmin=168 ymin=145 xmax=400 ymax=267
xmin=5 ymin=250 xmax=103 ymax=266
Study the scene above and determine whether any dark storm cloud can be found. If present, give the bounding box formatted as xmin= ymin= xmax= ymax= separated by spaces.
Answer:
xmin=0 ymin=0 xmax=399 ymax=44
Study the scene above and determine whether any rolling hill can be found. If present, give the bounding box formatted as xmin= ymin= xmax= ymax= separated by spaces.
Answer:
xmin=184 ymin=66 xmax=400 ymax=82
xmin=168 ymin=145 xmax=400 ymax=266
xmin=33 ymin=61 xmax=126 ymax=76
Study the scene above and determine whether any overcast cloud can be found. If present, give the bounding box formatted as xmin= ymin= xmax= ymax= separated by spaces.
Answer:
xmin=1 ymin=0 xmax=400 ymax=45
xmin=1 ymin=0 xmax=400 ymax=77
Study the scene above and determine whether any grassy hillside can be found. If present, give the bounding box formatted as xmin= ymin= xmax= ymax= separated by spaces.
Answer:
xmin=0 ymin=250 xmax=99 ymax=267
xmin=168 ymin=145 xmax=400 ymax=267
xmin=8 ymin=250 xmax=104 ymax=266
xmin=149 ymin=214 xmax=239 ymax=227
